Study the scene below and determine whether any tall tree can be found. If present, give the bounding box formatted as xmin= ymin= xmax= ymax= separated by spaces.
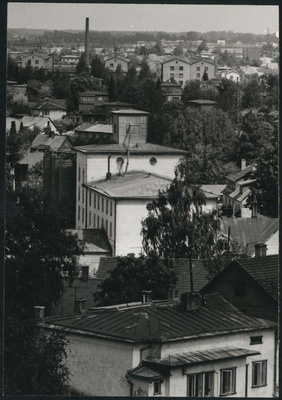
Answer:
xmin=138 ymin=59 xmax=153 ymax=80
xmin=91 ymin=54 xmax=105 ymax=79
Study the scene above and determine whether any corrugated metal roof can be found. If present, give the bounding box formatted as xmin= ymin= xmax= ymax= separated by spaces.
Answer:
xmin=74 ymin=123 xmax=112 ymax=134
xmin=236 ymin=188 xmax=251 ymax=202
xmin=31 ymin=134 xmax=70 ymax=151
xmin=85 ymin=171 xmax=172 ymax=199
xmin=67 ymin=229 xmax=112 ymax=253
xmin=111 ymin=109 xmax=149 ymax=115
xmin=43 ymin=294 xmax=274 ymax=342
xmin=146 ymin=347 xmax=260 ymax=367
xmin=220 ymin=217 xmax=278 ymax=255
xmin=75 ymin=143 xmax=187 ymax=155
xmin=22 ymin=116 xmax=52 ymax=129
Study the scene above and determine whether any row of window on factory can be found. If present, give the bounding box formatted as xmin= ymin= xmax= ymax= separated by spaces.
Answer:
xmin=78 ymin=188 xmax=113 ymax=216
xmin=77 ymin=205 xmax=113 ymax=237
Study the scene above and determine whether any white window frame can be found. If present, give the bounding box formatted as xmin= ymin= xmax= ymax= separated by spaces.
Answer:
xmin=153 ymin=380 xmax=162 ymax=395
xmin=220 ymin=368 xmax=236 ymax=396
xmin=187 ymin=371 xmax=214 ymax=397
xmin=252 ymin=361 xmax=267 ymax=387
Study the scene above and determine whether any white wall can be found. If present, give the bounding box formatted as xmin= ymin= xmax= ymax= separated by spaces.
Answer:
xmin=105 ymin=58 xmax=129 ymax=72
xmin=65 ymin=334 xmax=134 ymax=396
xmin=162 ymin=60 xmax=190 ymax=87
xmin=266 ymin=231 xmax=279 ymax=255
xmin=162 ymin=328 xmax=276 ymax=397
xmin=115 ymin=199 xmax=150 ymax=256
xmin=41 ymin=109 xmax=66 ymax=120
xmin=190 ymin=61 xmax=215 ymax=81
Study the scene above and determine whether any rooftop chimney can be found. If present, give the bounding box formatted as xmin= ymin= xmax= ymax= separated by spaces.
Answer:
xmin=142 ymin=290 xmax=153 ymax=304
xmin=252 ymin=193 xmax=258 ymax=218
xmin=80 ymin=265 xmax=89 ymax=282
xmin=241 ymin=158 xmax=247 ymax=170
xmin=106 ymin=153 xmax=112 ymax=180
xmin=181 ymin=293 xmax=204 ymax=311
xmin=255 ymin=243 xmax=267 ymax=258
xmin=75 ymin=298 xmax=86 ymax=314
xmin=85 ymin=17 xmax=90 ymax=69
xmin=34 ymin=306 xmax=45 ymax=322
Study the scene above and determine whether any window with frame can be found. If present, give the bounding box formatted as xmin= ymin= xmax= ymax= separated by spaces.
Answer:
xmin=97 ymin=195 xmax=100 ymax=210
xmin=179 ymin=81 xmax=183 ymax=85
xmin=187 ymin=372 xmax=214 ymax=397
xmin=179 ymin=66 xmax=183 ymax=71
xmin=110 ymin=63 xmax=114 ymax=68
xmin=89 ymin=211 xmax=91 ymax=226
xmin=93 ymin=213 xmax=96 ymax=228
xmin=220 ymin=368 xmax=236 ymax=395
xmin=106 ymin=219 xmax=108 ymax=234
xmin=89 ymin=191 xmax=92 ymax=206
xmin=82 ymin=208 xmax=84 ymax=224
xmin=106 ymin=199 xmax=109 ymax=214
xmin=170 ymin=73 xmax=174 ymax=77
xmin=197 ymin=66 xmax=201 ymax=71
xmin=179 ymin=73 xmax=183 ymax=78
xmin=196 ymin=73 xmax=201 ymax=78
xmin=82 ymin=169 xmax=85 ymax=183
xmin=94 ymin=193 xmax=96 ymax=208
xmin=110 ymin=221 xmax=112 ymax=237
xmin=101 ymin=217 xmax=104 ymax=227
xmin=110 ymin=201 xmax=113 ymax=216
xmin=102 ymin=197 xmax=104 ymax=212
xmin=170 ymin=66 xmax=175 ymax=71
xmin=252 ymin=361 xmax=267 ymax=387
xmin=78 ymin=205 xmax=80 ymax=221
xmin=97 ymin=215 xmax=100 ymax=228
xmin=154 ymin=381 xmax=162 ymax=395
xmin=82 ymin=188 xmax=84 ymax=203
xmin=250 ymin=336 xmax=263 ymax=345
xmin=78 ymin=186 xmax=80 ymax=201
xmin=78 ymin=166 xmax=81 ymax=182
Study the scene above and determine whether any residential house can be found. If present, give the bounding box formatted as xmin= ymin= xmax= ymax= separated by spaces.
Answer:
xmin=201 ymin=184 xmax=226 ymax=212
xmin=30 ymin=100 xmax=67 ymax=120
xmin=162 ymin=58 xmax=215 ymax=87
xmin=187 ymin=100 xmax=217 ymax=112
xmin=40 ymin=292 xmax=277 ymax=397
xmin=20 ymin=115 xmax=60 ymax=134
xmin=104 ymin=54 xmax=130 ymax=73
xmin=219 ymin=216 xmax=279 ymax=257
xmin=219 ymin=69 xmax=242 ymax=82
xmin=78 ymin=90 xmax=109 ymax=113
xmin=201 ymin=253 xmax=278 ymax=322
xmin=60 ymin=54 xmax=80 ymax=65
xmin=222 ymin=160 xmax=256 ymax=217
xmin=21 ymin=51 xmax=53 ymax=69
xmin=160 ymin=81 xmax=183 ymax=101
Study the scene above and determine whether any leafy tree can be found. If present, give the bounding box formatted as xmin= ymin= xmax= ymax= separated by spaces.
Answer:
xmin=241 ymin=75 xmax=263 ymax=109
xmin=51 ymin=71 xmax=71 ymax=99
xmin=141 ymin=162 xmax=220 ymax=260
xmin=173 ymin=46 xmax=183 ymax=57
xmin=67 ymin=72 xmax=101 ymax=111
xmin=76 ymin=52 xmax=87 ymax=74
xmin=216 ymin=78 xmax=241 ymax=122
xmin=247 ymin=133 xmax=278 ymax=217
xmin=138 ymin=59 xmax=153 ymax=80
xmin=202 ymin=70 xmax=209 ymax=81
xmin=108 ymin=74 xmax=117 ymax=101
xmin=94 ymin=254 xmax=177 ymax=306
xmin=26 ymin=79 xmax=44 ymax=101
xmin=91 ymin=54 xmax=105 ymax=79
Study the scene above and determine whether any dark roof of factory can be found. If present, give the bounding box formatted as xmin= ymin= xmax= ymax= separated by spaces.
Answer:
xmin=173 ymin=259 xmax=209 ymax=295
xmin=74 ymin=142 xmax=188 ymax=155
xmin=41 ymin=293 xmax=275 ymax=343
xmin=225 ymin=163 xmax=255 ymax=182
xmin=96 ymin=257 xmax=118 ymax=280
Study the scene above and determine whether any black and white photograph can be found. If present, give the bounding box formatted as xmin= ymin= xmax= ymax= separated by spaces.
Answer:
xmin=4 ymin=2 xmax=279 ymax=397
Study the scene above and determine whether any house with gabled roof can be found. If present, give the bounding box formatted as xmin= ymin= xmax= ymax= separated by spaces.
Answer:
xmin=104 ymin=54 xmax=130 ymax=72
xmin=31 ymin=100 xmax=66 ymax=120
xmin=20 ymin=115 xmax=60 ymax=134
xmin=201 ymin=254 xmax=278 ymax=322
xmin=222 ymin=159 xmax=256 ymax=217
xmin=40 ymin=292 xmax=277 ymax=397
xmin=219 ymin=215 xmax=279 ymax=257
xmin=79 ymin=90 xmax=109 ymax=113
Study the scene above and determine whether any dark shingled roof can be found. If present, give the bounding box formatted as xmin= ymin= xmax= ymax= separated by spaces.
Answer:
xmin=96 ymin=257 xmax=117 ymax=280
xmin=236 ymin=255 xmax=278 ymax=301
xmin=37 ymin=101 xmax=66 ymax=111
xmin=173 ymin=259 xmax=209 ymax=295
xmin=75 ymin=142 xmax=188 ymax=155
xmin=220 ymin=216 xmax=278 ymax=255
xmin=226 ymin=163 xmax=255 ymax=182
xmin=42 ymin=294 xmax=275 ymax=343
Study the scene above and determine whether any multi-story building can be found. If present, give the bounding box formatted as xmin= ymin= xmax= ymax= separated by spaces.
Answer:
xmin=161 ymin=58 xmax=215 ymax=87
xmin=78 ymin=90 xmax=109 ymax=113
xmin=41 ymin=292 xmax=278 ymax=397
xmin=31 ymin=100 xmax=67 ymax=120
xmin=104 ymin=54 xmax=130 ymax=72
xmin=21 ymin=51 xmax=53 ymax=69
xmin=74 ymin=109 xmax=187 ymax=255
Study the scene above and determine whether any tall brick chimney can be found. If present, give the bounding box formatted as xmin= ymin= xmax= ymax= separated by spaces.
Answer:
xmin=85 ymin=17 xmax=90 ymax=69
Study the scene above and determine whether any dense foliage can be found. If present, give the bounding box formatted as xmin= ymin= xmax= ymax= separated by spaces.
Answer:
xmin=95 ymin=254 xmax=177 ymax=306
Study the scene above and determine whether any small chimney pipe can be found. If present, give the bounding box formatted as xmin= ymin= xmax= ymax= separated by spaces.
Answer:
xmin=142 ymin=290 xmax=152 ymax=304
xmin=252 ymin=194 xmax=258 ymax=218
xmin=75 ymin=298 xmax=86 ymax=314
xmin=241 ymin=158 xmax=246 ymax=170
xmin=106 ymin=153 xmax=112 ymax=180
xmin=255 ymin=243 xmax=267 ymax=258
xmin=85 ymin=17 xmax=90 ymax=68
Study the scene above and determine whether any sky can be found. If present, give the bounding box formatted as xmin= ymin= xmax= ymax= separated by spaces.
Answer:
xmin=8 ymin=3 xmax=279 ymax=34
